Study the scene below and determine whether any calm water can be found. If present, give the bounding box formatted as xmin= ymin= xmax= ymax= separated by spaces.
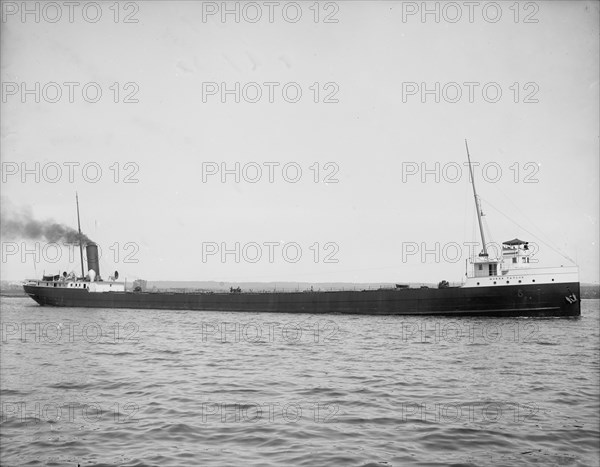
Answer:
xmin=1 ymin=297 xmax=598 ymax=467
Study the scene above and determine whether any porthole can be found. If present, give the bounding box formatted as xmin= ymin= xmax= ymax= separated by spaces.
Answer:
xmin=552 ymin=279 xmax=554 ymax=282
xmin=506 ymin=281 xmax=510 ymax=284
xmin=493 ymin=281 xmax=497 ymax=285
xmin=518 ymin=280 xmax=521 ymax=283
xmin=532 ymin=279 xmax=535 ymax=283
xmin=477 ymin=282 xmax=480 ymax=285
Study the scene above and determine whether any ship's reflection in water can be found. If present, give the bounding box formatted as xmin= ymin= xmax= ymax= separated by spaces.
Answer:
xmin=1 ymin=298 xmax=598 ymax=466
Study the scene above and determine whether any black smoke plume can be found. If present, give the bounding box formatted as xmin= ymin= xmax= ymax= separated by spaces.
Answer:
xmin=1 ymin=199 xmax=92 ymax=245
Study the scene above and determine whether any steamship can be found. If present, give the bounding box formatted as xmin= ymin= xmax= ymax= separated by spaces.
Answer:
xmin=22 ymin=143 xmax=580 ymax=317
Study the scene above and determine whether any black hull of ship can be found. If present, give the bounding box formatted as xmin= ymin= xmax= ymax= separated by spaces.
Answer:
xmin=23 ymin=282 xmax=581 ymax=317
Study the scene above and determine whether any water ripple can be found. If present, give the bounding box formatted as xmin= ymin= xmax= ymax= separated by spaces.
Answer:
xmin=1 ymin=298 xmax=598 ymax=466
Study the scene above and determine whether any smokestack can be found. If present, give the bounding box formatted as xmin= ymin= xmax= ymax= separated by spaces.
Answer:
xmin=86 ymin=243 xmax=100 ymax=280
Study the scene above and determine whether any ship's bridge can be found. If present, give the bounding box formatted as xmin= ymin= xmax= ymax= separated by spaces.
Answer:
xmin=500 ymin=238 xmax=532 ymax=270
xmin=468 ymin=238 xmax=533 ymax=278
xmin=464 ymin=237 xmax=579 ymax=288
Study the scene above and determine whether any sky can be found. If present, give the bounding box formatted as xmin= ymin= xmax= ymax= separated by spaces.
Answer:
xmin=1 ymin=0 xmax=598 ymax=284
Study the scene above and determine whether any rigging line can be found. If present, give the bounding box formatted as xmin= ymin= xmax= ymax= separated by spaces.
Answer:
xmin=491 ymin=181 xmax=565 ymax=247
xmin=481 ymin=197 xmax=576 ymax=265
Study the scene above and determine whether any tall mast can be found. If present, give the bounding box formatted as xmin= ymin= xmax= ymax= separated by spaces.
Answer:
xmin=76 ymin=192 xmax=85 ymax=277
xmin=465 ymin=140 xmax=488 ymax=257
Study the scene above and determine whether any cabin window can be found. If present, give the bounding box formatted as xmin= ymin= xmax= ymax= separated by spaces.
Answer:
xmin=488 ymin=264 xmax=497 ymax=276
xmin=478 ymin=265 xmax=482 ymax=270
xmin=513 ymin=258 xmax=517 ymax=264
xmin=84 ymin=284 xmax=87 ymax=289
xmin=53 ymin=283 xmax=57 ymax=287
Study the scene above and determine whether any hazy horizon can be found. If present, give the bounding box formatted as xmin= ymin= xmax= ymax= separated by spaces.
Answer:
xmin=2 ymin=1 xmax=598 ymax=284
